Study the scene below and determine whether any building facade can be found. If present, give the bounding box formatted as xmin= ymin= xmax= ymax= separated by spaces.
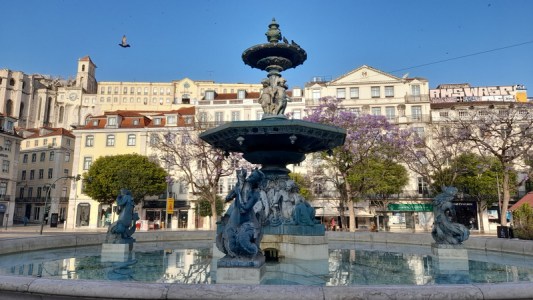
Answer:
xmin=303 ymin=65 xmax=433 ymax=231
xmin=0 ymin=114 xmax=22 ymax=227
xmin=14 ymin=127 xmax=75 ymax=225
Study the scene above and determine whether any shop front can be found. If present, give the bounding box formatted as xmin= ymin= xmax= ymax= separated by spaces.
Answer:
xmin=142 ymin=199 xmax=189 ymax=229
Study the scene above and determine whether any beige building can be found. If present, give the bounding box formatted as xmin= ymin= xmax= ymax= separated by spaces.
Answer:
xmin=14 ymin=127 xmax=75 ymax=226
xmin=0 ymin=114 xmax=22 ymax=227
xmin=303 ymin=65 xmax=433 ymax=231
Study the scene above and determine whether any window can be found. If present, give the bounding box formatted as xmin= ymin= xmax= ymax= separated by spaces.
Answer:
xmin=123 ymin=87 xmax=128 ymax=94
xmin=205 ymin=90 xmax=215 ymax=100
xmin=49 ymin=151 xmax=55 ymax=161
xmin=411 ymin=84 xmax=421 ymax=96
xmin=114 ymin=87 xmax=119 ymax=94
xmin=65 ymin=152 xmax=70 ymax=162
xmin=137 ymin=88 xmax=141 ymax=95
xmin=52 ymin=138 xmax=56 ymax=146
xmin=34 ymin=140 xmax=38 ymax=146
xmin=0 ymin=182 xmax=6 ymax=196
xmin=150 ymin=134 xmax=159 ymax=146
xmin=350 ymin=87 xmax=359 ymax=99
xmin=38 ymin=169 xmax=44 ymax=179
xmin=22 ymin=170 xmax=26 ymax=180
xmin=130 ymin=87 xmax=135 ymax=94
xmin=336 ymin=88 xmax=346 ymax=99
xmin=23 ymin=154 xmax=28 ymax=163
xmin=127 ymin=134 xmax=136 ymax=146
xmin=28 ymin=187 xmax=33 ymax=198
xmin=182 ymin=133 xmax=191 ymax=145
xmin=1 ymin=160 xmax=9 ymax=173
xmin=133 ymin=119 xmax=139 ymax=125
xmin=3 ymin=140 xmax=11 ymax=152
xmin=30 ymin=170 xmax=35 ymax=180
xmin=458 ymin=110 xmax=468 ymax=118
xmin=153 ymin=118 xmax=162 ymax=125
xmin=107 ymin=87 xmax=112 ymax=94
xmin=371 ymin=107 xmax=381 ymax=116
xmin=418 ymin=177 xmax=428 ymax=195
xmin=312 ymin=90 xmax=321 ymax=100
xmin=237 ymin=90 xmax=246 ymax=99
xmin=100 ymin=87 xmax=105 ymax=94
xmin=48 ymin=168 xmax=53 ymax=179
xmin=37 ymin=187 xmax=42 ymax=198
xmin=106 ymin=135 xmax=115 ymax=146
xmin=411 ymin=106 xmax=422 ymax=120
xmin=413 ymin=127 xmax=425 ymax=139
xmin=217 ymin=180 xmax=224 ymax=194
xmin=83 ymin=157 xmax=93 ymax=170
xmin=215 ymin=112 xmax=224 ymax=125
xmin=19 ymin=188 xmax=24 ymax=199
xmin=85 ymin=135 xmax=94 ymax=147
xmin=31 ymin=153 xmax=36 ymax=162
xmin=144 ymin=87 xmax=148 ymax=95
xmin=40 ymin=152 xmax=45 ymax=162
xmin=108 ymin=117 xmax=117 ymax=126
xmin=167 ymin=115 xmax=176 ymax=124
xmin=43 ymin=139 xmax=48 ymax=146
xmin=231 ymin=111 xmax=240 ymax=121
xmin=371 ymin=86 xmax=380 ymax=98
xmin=385 ymin=106 xmax=396 ymax=121
xmin=385 ymin=86 xmax=394 ymax=97
xmin=64 ymin=169 xmax=69 ymax=175
xmin=439 ymin=111 xmax=449 ymax=118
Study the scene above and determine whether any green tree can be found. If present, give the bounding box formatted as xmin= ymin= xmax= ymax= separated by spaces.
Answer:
xmin=512 ymin=203 xmax=533 ymax=240
xmin=349 ymin=157 xmax=409 ymax=214
xmin=83 ymin=154 xmax=167 ymax=205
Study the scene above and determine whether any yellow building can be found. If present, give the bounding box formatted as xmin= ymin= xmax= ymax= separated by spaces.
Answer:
xmin=65 ymin=108 xmax=197 ymax=230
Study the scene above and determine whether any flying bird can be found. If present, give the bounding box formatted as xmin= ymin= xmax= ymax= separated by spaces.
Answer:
xmin=119 ymin=35 xmax=131 ymax=48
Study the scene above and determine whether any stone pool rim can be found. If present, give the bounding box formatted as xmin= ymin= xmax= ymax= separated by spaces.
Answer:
xmin=1 ymin=230 xmax=532 ymax=300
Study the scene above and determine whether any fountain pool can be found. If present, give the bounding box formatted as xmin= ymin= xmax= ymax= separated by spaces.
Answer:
xmin=0 ymin=231 xmax=533 ymax=299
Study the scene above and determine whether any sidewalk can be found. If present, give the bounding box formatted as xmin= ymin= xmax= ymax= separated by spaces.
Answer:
xmin=0 ymin=223 xmax=107 ymax=239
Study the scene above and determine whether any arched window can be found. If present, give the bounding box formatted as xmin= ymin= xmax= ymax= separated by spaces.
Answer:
xmin=82 ymin=64 xmax=86 ymax=72
xmin=9 ymin=78 xmax=15 ymax=86
xmin=5 ymin=100 xmax=13 ymax=116
xmin=18 ymin=103 xmax=24 ymax=119
xmin=58 ymin=106 xmax=64 ymax=123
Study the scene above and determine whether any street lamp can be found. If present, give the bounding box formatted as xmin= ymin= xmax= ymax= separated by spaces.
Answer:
xmin=40 ymin=174 xmax=81 ymax=235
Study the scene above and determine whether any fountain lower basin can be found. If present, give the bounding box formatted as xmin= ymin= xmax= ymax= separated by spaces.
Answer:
xmin=1 ymin=231 xmax=533 ymax=299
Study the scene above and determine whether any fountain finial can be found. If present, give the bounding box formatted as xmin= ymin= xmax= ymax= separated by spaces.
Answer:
xmin=265 ymin=18 xmax=282 ymax=43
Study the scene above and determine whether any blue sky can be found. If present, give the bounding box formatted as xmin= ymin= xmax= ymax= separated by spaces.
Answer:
xmin=2 ymin=0 xmax=532 ymax=90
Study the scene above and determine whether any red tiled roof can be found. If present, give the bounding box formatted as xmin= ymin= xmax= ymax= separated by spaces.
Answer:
xmin=510 ymin=192 xmax=533 ymax=211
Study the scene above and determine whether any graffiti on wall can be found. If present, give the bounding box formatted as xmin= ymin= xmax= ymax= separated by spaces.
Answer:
xmin=430 ymin=85 xmax=527 ymax=103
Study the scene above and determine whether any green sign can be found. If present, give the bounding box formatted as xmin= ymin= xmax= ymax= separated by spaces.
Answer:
xmin=387 ymin=203 xmax=433 ymax=212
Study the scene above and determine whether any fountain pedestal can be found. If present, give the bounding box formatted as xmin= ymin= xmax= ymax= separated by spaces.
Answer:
xmin=216 ymin=265 xmax=267 ymax=284
xmin=431 ymin=243 xmax=470 ymax=284
xmin=101 ymin=242 xmax=134 ymax=262
xmin=262 ymin=234 xmax=328 ymax=260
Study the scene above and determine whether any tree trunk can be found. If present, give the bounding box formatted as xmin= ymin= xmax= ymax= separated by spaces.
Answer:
xmin=210 ymin=199 xmax=218 ymax=230
xmin=501 ymin=170 xmax=511 ymax=226
xmin=346 ymin=181 xmax=356 ymax=232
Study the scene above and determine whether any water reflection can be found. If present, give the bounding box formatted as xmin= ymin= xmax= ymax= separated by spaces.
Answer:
xmin=1 ymin=242 xmax=533 ymax=286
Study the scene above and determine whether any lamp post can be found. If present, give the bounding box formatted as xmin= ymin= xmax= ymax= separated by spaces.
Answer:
xmin=40 ymin=175 xmax=81 ymax=235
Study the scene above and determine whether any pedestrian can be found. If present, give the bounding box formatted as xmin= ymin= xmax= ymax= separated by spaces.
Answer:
xmin=23 ymin=216 xmax=28 ymax=226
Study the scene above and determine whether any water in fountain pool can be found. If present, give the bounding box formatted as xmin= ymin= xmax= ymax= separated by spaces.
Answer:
xmin=0 ymin=240 xmax=532 ymax=286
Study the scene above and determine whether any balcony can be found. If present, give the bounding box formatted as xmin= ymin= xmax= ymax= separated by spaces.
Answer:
xmin=405 ymin=94 xmax=430 ymax=103
xmin=0 ymin=195 xmax=10 ymax=201
xmin=405 ymin=114 xmax=431 ymax=123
